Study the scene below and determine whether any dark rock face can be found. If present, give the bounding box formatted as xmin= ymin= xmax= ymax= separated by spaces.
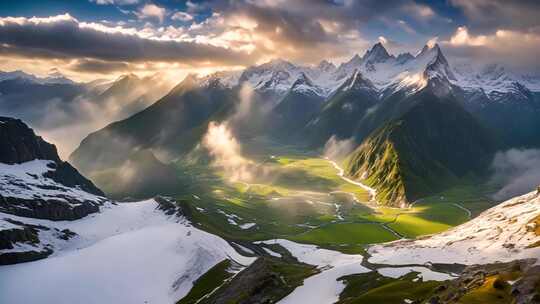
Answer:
xmin=0 ymin=220 xmax=53 ymax=265
xmin=43 ymin=162 xmax=104 ymax=196
xmin=155 ymin=196 xmax=193 ymax=219
xmin=0 ymin=116 xmax=105 ymax=220
xmin=0 ymin=196 xmax=100 ymax=221
xmin=0 ymin=116 xmax=60 ymax=164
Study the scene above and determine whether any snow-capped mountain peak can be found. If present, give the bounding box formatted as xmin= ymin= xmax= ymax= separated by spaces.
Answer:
xmin=317 ymin=60 xmax=336 ymax=73
xmin=341 ymin=69 xmax=376 ymax=92
xmin=396 ymin=52 xmax=414 ymax=64
xmin=424 ymin=45 xmax=456 ymax=82
xmin=290 ymin=72 xmax=324 ymax=96
xmin=362 ymin=42 xmax=393 ymax=63
xmin=0 ymin=69 xmax=76 ymax=85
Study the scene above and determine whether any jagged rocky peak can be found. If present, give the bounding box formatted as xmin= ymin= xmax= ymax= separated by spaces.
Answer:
xmin=341 ymin=69 xmax=376 ymax=92
xmin=362 ymin=42 xmax=393 ymax=63
xmin=396 ymin=52 xmax=414 ymax=64
xmin=424 ymin=44 xmax=456 ymax=82
xmin=416 ymin=42 xmax=439 ymax=58
xmin=260 ymin=58 xmax=297 ymax=71
xmin=116 ymin=73 xmax=140 ymax=82
xmin=0 ymin=117 xmax=105 ymax=221
xmin=291 ymin=72 xmax=323 ymax=96
xmin=0 ymin=117 xmax=60 ymax=164
xmin=170 ymin=73 xmax=200 ymax=93
xmin=317 ymin=59 xmax=336 ymax=72
xmin=44 ymin=68 xmax=74 ymax=84
xmin=292 ymin=72 xmax=314 ymax=86
xmin=341 ymin=54 xmax=363 ymax=69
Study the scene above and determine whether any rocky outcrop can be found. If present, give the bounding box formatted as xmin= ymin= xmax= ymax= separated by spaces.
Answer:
xmin=0 ymin=218 xmax=77 ymax=265
xmin=0 ymin=196 xmax=100 ymax=221
xmin=155 ymin=196 xmax=193 ymax=219
xmin=202 ymin=257 xmax=317 ymax=304
xmin=43 ymin=161 xmax=104 ymax=196
xmin=426 ymin=260 xmax=540 ymax=304
xmin=0 ymin=116 xmax=105 ymax=220
xmin=0 ymin=116 xmax=60 ymax=164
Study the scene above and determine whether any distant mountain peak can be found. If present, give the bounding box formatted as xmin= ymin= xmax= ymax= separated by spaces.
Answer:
xmin=262 ymin=58 xmax=296 ymax=70
xmin=396 ymin=52 xmax=414 ymax=64
xmin=291 ymin=72 xmax=324 ymax=96
xmin=424 ymin=45 xmax=456 ymax=82
xmin=292 ymin=72 xmax=313 ymax=86
xmin=363 ymin=42 xmax=392 ymax=63
xmin=317 ymin=60 xmax=336 ymax=72
xmin=116 ymin=73 xmax=140 ymax=83
xmin=416 ymin=42 xmax=441 ymax=58
xmin=341 ymin=69 xmax=376 ymax=92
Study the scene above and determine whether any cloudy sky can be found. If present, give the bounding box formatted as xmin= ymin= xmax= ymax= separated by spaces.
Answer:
xmin=0 ymin=0 xmax=539 ymax=81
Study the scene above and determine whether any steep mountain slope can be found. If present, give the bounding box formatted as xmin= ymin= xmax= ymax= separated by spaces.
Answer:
xmin=269 ymin=73 xmax=326 ymax=140
xmin=70 ymin=77 xmax=237 ymax=198
xmin=456 ymin=83 xmax=540 ymax=148
xmin=0 ymin=117 xmax=104 ymax=220
xmin=71 ymin=76 xmax=236 ymax=172
xmin=369 ymin=188 xmax=540 ymax=265
xmin=345 ymin=90 xmax=496 ymax=206
xmin=0 ymin=71 xmax=174 ymax=157
xmin=0 ymin=116 xmax=106 ymax=264
xmin=302 ymin=70 xmax=379 ymax=147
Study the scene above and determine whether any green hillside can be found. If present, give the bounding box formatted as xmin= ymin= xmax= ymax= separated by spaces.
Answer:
xmin=345 ymin=90 xmax=496 ymax=206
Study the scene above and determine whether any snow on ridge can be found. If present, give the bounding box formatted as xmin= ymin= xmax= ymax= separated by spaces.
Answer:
xmin=261 ymin=239 xmax=370 ymax=304
xmin=200 ymin=43 xmax=540 ymax=99
xmin=0 ymin=160 xmax=105 ymax=204
xmin=368 ymin=190 xmax=540 ymax=266
xmin=0 ymin=199 xmax=255 ymax=304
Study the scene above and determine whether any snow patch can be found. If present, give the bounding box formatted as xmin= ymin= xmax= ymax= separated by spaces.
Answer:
xmin=0 ymin=199 xmax=255 ymax=304
xmin=261 ymin=239 xmax=369 ymax=304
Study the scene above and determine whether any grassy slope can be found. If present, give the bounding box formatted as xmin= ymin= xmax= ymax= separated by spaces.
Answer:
xmin=177 ymin=260 xmax=233 ymax=304
xmin=337 ymin=272 xmax=442 ymax=304
xmin=345 ymin=93 xmax=495 ymax=207
xmin=171 ymin=147 xmax=491 ymax=252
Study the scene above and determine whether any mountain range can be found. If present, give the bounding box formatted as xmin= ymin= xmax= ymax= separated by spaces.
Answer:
xmin=1 ymin=114 xmax=539 ymax=303
xmin=0 ymin=70 xmax=175 ymax=157
xmin=67 ymin=42 xmax=540 ymax=205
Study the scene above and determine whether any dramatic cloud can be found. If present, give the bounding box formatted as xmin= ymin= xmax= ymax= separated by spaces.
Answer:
xmin=91 ymin=0 xmax=138 ymax=5
xmin=135 ymin=4 xmax=167 ymax=23
xmin=1 ymin=0 xmax=538 ymax=79
xmin=69 ymin=59 xmax=130 ymax=73
xmin=450 ymin=0 xmax=540 ymax=31
xmin=191 ymin=0 xmax=445 ymax=63
xmin=442 ymin=26 xmax=540 ymax=71
xmin=0 ymin=14 xmax=255 ymax=69
xmin=171 ymin=11 xmax=194 ymax=22
xmin=323 ymin=136 xmax=355 ymax=161
xmin=490 ymin=149 xmax=540 ymax=200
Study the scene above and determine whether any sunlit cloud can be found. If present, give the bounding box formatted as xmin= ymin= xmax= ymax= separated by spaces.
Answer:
xmin=171 ymin=11 xmax=193 ymax=22
xmin=443 ymin=26 xmax=540 ymax=71
xmin=135 ymin=4 xmax=167 ymax=23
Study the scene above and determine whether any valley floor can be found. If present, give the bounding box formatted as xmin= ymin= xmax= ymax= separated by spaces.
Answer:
xmin=0 ymin=142 xmax=510 ymax=304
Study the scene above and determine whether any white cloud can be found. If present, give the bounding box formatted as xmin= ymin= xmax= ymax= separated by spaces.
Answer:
xmin=171 ymin=11 xmax=194 ymax=22
xmin=443 ymin=25 xmax=540 ymax=71
xmin=404 ymin=3 xmax=436 ymax=19
xmin=136 ymin=4 xmax=167 ymax=23
xmin=91 ymin=0 xmax=138 ymax=5
xmin=449 ymin=26 xmax=487 ymax=46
